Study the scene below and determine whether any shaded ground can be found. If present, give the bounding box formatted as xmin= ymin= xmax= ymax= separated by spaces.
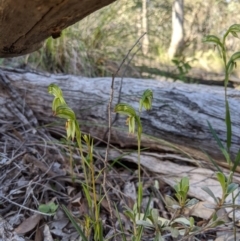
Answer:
xmin=0 ymin=116 xmax=235 ymax=241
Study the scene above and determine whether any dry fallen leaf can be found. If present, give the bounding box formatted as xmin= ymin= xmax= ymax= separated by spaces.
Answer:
xmin=15 ymin=214 xmax=42 ymax=234
xmin=183 ymin=201 xmax=215 ymax=220
xmin=35 ymin=226 xmax=43 ymax=241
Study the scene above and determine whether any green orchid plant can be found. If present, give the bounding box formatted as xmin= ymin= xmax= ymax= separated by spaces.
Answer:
xmin=114 ymin=89 xmax=153 ymax=238
xmin=48 ymin=83 xmax=102 ymax=240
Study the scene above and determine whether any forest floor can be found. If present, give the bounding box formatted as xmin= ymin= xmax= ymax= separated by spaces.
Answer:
xmin=0 ymin=67 xmax=240 ymax=241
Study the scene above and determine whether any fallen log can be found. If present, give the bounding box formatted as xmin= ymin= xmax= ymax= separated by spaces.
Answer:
xmin=1 ymin=67 xmax=240 ymax=163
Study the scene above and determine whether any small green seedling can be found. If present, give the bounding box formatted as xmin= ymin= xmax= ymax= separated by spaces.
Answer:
xmin=136 ymin=207 xmax=197 ymax=240
xmin=202 ymin=172 xmax=238 ymax=207
xmin=38 ymin=202 xmax=58 ymax=215
xmin=165 ymin=177 xmax=198 ymax=214
xmin=174 ymin=176 xmax=190 ymax=208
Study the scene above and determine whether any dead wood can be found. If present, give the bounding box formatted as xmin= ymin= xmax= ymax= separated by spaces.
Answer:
xmin=0 ymin=0 xmax=116 ymax=57
xmin=1 ymin=67 xmax=240 ymax=163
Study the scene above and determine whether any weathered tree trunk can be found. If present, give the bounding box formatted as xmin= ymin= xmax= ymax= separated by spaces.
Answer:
xmin=141 ymin=0 xmax=149 ymax=55
xmin=1 ymin=67 xmax=240 ymax=163
xmin=168 ymin=0 xmax=184 ymax=59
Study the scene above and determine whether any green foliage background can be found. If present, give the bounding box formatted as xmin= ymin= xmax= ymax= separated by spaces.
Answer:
xmin=1 ymin=0 xmax=240 ymax=77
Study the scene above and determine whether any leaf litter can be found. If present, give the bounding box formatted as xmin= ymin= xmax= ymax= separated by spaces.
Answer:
xmin=0 ymin=121 xmax=240 ymax=240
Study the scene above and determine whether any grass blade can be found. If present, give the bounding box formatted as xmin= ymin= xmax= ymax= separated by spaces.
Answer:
xmin=232 ymin=149 xmax=240 ymax=173
xmin=115 ymin=204 xmax=127 ymax=241
xmin=201 ymin=186 xmax=219 ymax=204
xmin=207 ymin=121 xmax=225 ymax=150
xmin=62 ymin=205 xmax=88 ymax=241
xmin=202 ymin=149 xmax=223 ymax=173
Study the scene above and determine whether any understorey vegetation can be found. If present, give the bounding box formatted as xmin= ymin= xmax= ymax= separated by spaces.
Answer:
xmin=1 ymin=2 xmax=240 ymax=239
xmin=40 ymin=25 xmax=240 ymax=240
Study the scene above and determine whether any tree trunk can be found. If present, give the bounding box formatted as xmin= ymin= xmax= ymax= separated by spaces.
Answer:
xmin=0 ymin=67 xmax=240 ymax=163
xmin=141 ymin=0 xmax=149 ymax=55
xmin=168 ymin=0 xmax=184 ymax=59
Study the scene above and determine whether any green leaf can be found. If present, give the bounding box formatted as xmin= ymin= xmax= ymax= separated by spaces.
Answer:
xmin=227 ymin=51 xmax=240 ymax=74
xmin=182 ymin=186 xmax=189 ymax=194
xmin=153 ymin=233 xmax=164 ymax=241
xmin=48 ymin=83 xmax=63 ymax=97
xmin=157 ymin=217 xmax=170 ymax=227
xmin=136 ymin=220 xmax=154 ymax=229
xmin=207 ymin=121 xmax=225 ymax=149
xmin=61 ymin=205 xmax=88 ymax=241
xmin=226 ymin=183 xmax=238 ymax=195
xmin=150 ymin=208 xmax=159 ymax=224
xmin=172 ymin=59 xmax=179 ymax=65
xmin=38 ymin=204 xmax=50 ymax=213
xmin=185 ymin=198 xmax=199 ymax=207
xmin=124 ymin=210 xmax=135 ymax=222
xmin=167 ymin=227 xmax=179 ymax=238
xmin=216 ymin=172 xmax=227 ymax=192
xmin=216 ymin=45 xmax=223 ymax=59
xmin=49 ymin=202 xmax=58 ymax=212
xmin=115 ymin=205 xmax=128 ymax=241
xmin=211 ymin=212 xmax=218 ymax=221
xmin=220 ymin=147 xmax=231 ymax=166
xmin=202 ymin=149 xmax=223 ymax=173
xmin=164 ymin=195 xmax=179 ymax=211
xmin=114 ymin=103 xmax=137 ymax=117
xmin=165 ymin=195 xmax=178 ymax=206
xmin=226 ymin=63 xmax=235 ymax=83
xmin=232 ymin=149 xmax=240 ymax=173
xmin=175 ymin=193 xmax=182 ymax=202
xmin=173 ymin=183 xmax=180 ymax=193
xmin=55 ymin=105 xmax=76 ymax=120
xmin=231 ymin=31 xmax=239 ymax=38
xmin=181 ymin=177 xmax=189 ymax=189
xmin=202 ymin=35 xmax=223 ymax=49
xmin=115 ymin=103 xmax=140 ymax=135
xmin=227 ymin=172 xmax=234 ymax=186
xmin=139 ymin=89 xmax=153 ymax=112
xmin=38 ymin=202 xmax=58 ymax=214
xmin=209 ymin=219 xmax=225 ymax=228
xmin=189 ymin=217 xmax=194 ymax=228
xmin=178 ymin=190 xmax=187 ymax=198
xmin=173 ymin=217 xmax=191 ymax=226
xmin=202 ymin=186 xmax=219 ymax=204
xmin=228 ymin=24 xmax=240 ymax=34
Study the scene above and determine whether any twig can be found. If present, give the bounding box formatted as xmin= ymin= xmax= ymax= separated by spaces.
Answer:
xmin=102 ymin=33 xmax=147 ymax=240
xmin=94 ymin=32 xmax=146 ymax=146
xmin=114 ymin=32 xmax=146 ymax=77
xmin=0 ymin=195 xmax=53 ymax=216
xmin=115 ymin=32 xmax=146 ymax=106
xmin=118 ymin=44 xmax=142 ymax=104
